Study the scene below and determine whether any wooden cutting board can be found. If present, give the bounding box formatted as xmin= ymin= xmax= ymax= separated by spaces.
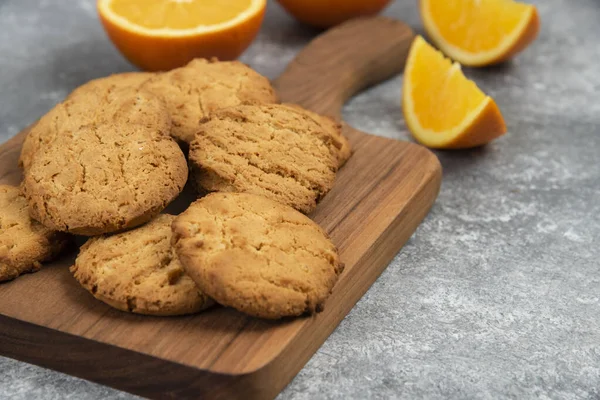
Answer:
xmin=0 ymin=17 xmax=441 ymax=400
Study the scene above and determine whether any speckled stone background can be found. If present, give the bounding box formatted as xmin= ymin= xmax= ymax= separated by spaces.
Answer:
xmin=1 ymin=0 xmax=599 ymax=399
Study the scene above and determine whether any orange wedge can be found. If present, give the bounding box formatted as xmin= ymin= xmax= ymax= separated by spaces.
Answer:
xmin=402 ymin=36 xmax=507 ymax=149
xmin=420 ymin=0 xmax=540 ymax=66
xmin=97 ymin=0 xmax=266 ymax=71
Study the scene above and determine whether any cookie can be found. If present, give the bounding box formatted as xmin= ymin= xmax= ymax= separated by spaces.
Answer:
xmin=172 ymin=192 xmax=344 ymax=319
xmin=142 ymin=58 xmax=278 ymax=144
xmin=68 ymin=72 xmax=154 ymax=100
xmin=71 ymin=214 xmax=212 ymax=316
xmin=22 ymin=87 xmax=188 ymax=236
xmin=281 ymin=103 xmax=352 ymax=167
xmin=0 ymin=185 xmax=70 ymax=282
xmin=189 ymin=104 xmax=339 ymax=214
xmin=19 ymin=72 xmax=155 ymax=171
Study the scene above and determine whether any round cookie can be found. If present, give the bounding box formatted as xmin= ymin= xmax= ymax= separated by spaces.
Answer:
xmin=280 ymin=103 xmax=352 ymax=167
xmin=19 ymin=72 xmax=155 ymax=171
xmin=189 ymin=104 xmax=339 ymax=214
xmin=142 ymin=58 xmax=278 ymax=144
xmin=71 ymin=214 xmax=212 ymax=316
xmin=22 ymin=87 xmax=187 ymax=236
xmin=172 ymin=192 xmax=344 ymax=319
xmin=0 ymin=185 xmax=70 ymax=282
xmin=68 ymin=72 xmax=154 ymax=100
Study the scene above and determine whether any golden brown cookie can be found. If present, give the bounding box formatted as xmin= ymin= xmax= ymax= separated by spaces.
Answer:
xmin=68 ymin=72 xmax=154 ymax=100
xmin=0 ymin=185 xmax=70 ymax=282
xmin=19 ymin=72 xmax=155 ymax=171
xmin=22 ymin=87 xmax=187 ymax=236
xmin=172 ymin=192 xmax=344 ymax=319
xmin=71 ymin=214 xmax=212 ymax=316
xmin=142 ymin=58 xmax=278 ymax=144
xmin=189 ymin=104 xmax=339 ymax=214
xmin=281 ymin=103 xmax=352 ymax=167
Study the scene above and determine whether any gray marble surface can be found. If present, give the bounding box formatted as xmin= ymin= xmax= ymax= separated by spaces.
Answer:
xmin=1 ymin=0 xmax=599 ymax=399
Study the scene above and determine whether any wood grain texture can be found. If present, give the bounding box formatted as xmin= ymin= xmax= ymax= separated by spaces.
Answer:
xmin=0 ymin=17 xmax=441 ymax=400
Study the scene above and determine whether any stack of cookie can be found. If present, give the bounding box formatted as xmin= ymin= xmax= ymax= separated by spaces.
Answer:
xmin=1 ymin=58 xmax=350 ymax=320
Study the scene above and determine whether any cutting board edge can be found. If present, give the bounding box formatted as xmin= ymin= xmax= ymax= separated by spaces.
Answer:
xmin=0 ymin=314 xmax=251 ymax=398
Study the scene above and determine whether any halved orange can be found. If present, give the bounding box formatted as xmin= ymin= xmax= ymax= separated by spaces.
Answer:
xmin=276 ymin=0 xmax=392 ymax=29
xmin=420 ymin=0 xmax=540 ymax=66
xmin=402 ymin=36 xmax=507 ymax=149
xmin=97 ymin=0 xmax=266 ymax=72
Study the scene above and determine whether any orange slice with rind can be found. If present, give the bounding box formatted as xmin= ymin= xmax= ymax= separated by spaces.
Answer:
xmin=420 ymin=0 xmax=540 ymax=67
xmin=402 ymin=36 xmax=507 ymax=149
xmin=276 ymin=0 xmax=392 ymax=28
xmin=97 ymin=0 xmax=266 ymax=71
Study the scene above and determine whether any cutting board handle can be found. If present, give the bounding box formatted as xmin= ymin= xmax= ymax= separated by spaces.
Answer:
xmin=273 ymin=16 xmax=415 ymax=118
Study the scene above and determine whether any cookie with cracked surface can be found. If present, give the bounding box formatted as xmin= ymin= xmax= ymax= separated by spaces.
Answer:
xmin=172 ymin=192 xmax=344 ymax=319
xmin=280 ymin=103 xmax=352 ymax=167
xmin=68 ymin=72 xmax=154 ymax=100
xmin=19 ymin=72 xmax=155 ymax=171
xmin=71 ymin=214 xmax=213 ymax=316
xmin=189 ymin=104 xmax=339 ymax=214
xmin=23 ymin=87 xmax=187 ymax=236
xmin=142 ymin=58 xmax=278 ymax=144
xmin=0 ymin=185 xmax=70 ymax=282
